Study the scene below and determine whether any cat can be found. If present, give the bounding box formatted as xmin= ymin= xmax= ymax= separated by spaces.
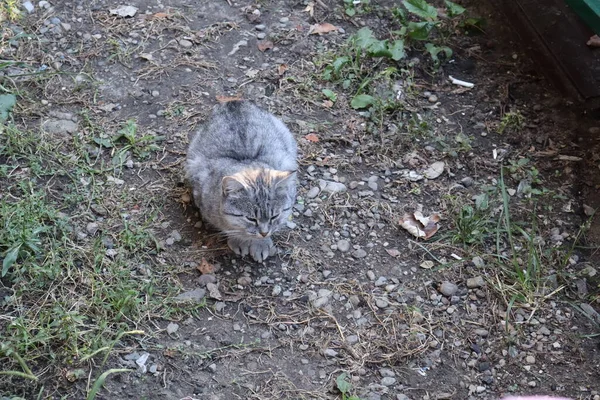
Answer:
xmin=186 ymin=100 xmax=298 ymax=262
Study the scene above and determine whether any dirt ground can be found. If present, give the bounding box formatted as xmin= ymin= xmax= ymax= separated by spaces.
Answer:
xmin=1 ymin=0 xmax=600 ymax=399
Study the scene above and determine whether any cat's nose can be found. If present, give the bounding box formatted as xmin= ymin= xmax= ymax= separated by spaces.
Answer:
xmin=259 ymin=231 xmax=269 ymax=237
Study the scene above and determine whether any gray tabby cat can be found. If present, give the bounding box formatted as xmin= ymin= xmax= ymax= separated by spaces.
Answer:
xmin=186 ymin=100 xmax=298 ymax=262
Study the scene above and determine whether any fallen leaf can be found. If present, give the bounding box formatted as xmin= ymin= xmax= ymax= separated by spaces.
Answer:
xmin=420 ymin=260 xmax=434 ymax=269
xmin=322 ymin=100 xmax=334 ymax=108
xmin=257 ymin=40 xmax=274 ymax=52
xmin=152 ymin=12 xmax=170 ymax=18
xmin=305 ymin=133 xmax=319 ymax=142
xmin=245 ymin=69 xmax=259 ymax=78
xmin=197 ymin=257 xmax=215 ymax=274
xmin=386 ymin=248 xmax=401 ymax=257
xmin=206 ymin=282 xmax=222 ymax=300
xmin=216 ymin=95 xmax=242 ymax=103
xmin=109 ymin=5 xmax=138 ymax=17
xmin=278 ymin=64 xmax=288 ymax=75
xmin=587 ymin=34 xmax=600 ymax=47
xmin=309 ymin=23 xmax=338 ymax=35
xmin=304 ymin=1 xmax=315 ymax=17
xmin=399 ymin=210 xmax=441 ymax=240
xmin=423 ymin=161 xmax=445 ymax=179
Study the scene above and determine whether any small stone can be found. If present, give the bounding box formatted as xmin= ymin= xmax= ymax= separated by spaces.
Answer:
xmin=255 ymin=24 xmax=266 ymax=31
xmin=38 ymin=1 xmax=50 ymax=9
xmin=352 ymin=248 xmax=367 ymax=259
xmin=166 ymin=322 xmax=179 ymax=334
xmin=376 ymin=299 xmax=389 ymax=308
xmin=461 ymin=177 xmax=474 ymax=187
xmin=257 ymin=32 xmax=266 ymax=39
xmin=272 ymin=285 xmax=282 ymax=296
xmin=323 ymin=348 xmax=338 ymax=357
xmin=526 ymin=355 xmax=535 ymax=364
xmin=105 ymin=249 xmax=118 ymax=258
xmin=381 ymin=377 xmax=396 ymax=386
xmin=279 ymin=17 xmax=289 ymax=23
xmin=23 ymin=1 xmax=34 ymax=12
xmin=165 ymin=238 xmax=175 ymax=246
xmin=397 ymin=395 xmax=410 ymax=400
xmin=306 ymin=187 xmax=320 ymax=198
xmin=589 ymin=127 xmax=600 ymax=134
xmin=208 ymin=363 xmax=217 ymax=372
xmin=346 ymin=335 xmax=359 ymax=345
xmin=149 ymin=364 xmax=158 ymax=374
xmin=474 ymin=329 xmax=489 ymax=337
xmin=439 ymin=281 xmax=458 ymax=297
xmin=173 ymin=288 xmax=206 ymax=303
xmin=322 ymin=270 xmax=331 ymax=278
xmin=86 ymin=222 xmax=99 ymax=235
xmin=197 ymin=274 xmax=217 ymax=286
xmin=380 ymin=368 xmax=395 ymax=378
xmin=170 ymin=230 xmax=182 ymax=242
xmin=237 ymin=276 xmax=252 ymax=286
xmin=42 ymin=120 xmax=78 ymax=135
xmin=60 ymin=22 xmax=71 ymax=31
xmin=321 ymin=180 xmax=347 ymax=194
xmin=374 ymin=276 xmax=387 ymax=287
xmin=179 ymin=39 xmax=193 ymax=48
xmin=528 ymin=381 xmax=537 ymax=387
xmin=151 ymin=90 xmax=160 ymax=97
xmin=337 ymin=239 xmax=351 ymax=252
xmin=428 ymin=94 xmax=438 ymax=103
xmin=366 ymin=270 xmax=376 ymax=281
xmin=467 ymin=276 xmax=485 ymax=288
xmin=472 ymin=256 xmax=485 ymax=267
xmin=476 ymin=386 xmax=486 ymax=393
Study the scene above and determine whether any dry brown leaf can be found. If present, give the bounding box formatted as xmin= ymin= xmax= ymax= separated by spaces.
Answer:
xmin=216 ymin=95 xmax=242 ymax=103
xmin=305 ymin=133 xmax=319 ymax=142
xmin=196 ymin=257 xmax=215 ymax=274
xmin=587 ymin=34 xmax=600 ymax=47
xmin=385 ymin=248 xmax=401 ymax=258
xmin=304 ymin=1 xmax=315 ymax=17
xmin=257 ymin=40 xmax=274 ymax=52
xmin=206 ymin=282 xmax=222 ymax=300
xmin=278 ymin=64 xmax=288 ymax=75
xmin=309 ymin=23 xmax=338 ymax=35
xmin=399 ymin=210 xmax=440 ymax=240
xmin=322 ymin=100 xmax=334 ymax=108
xmin=153 ymin=12 xmax=170 ymax=18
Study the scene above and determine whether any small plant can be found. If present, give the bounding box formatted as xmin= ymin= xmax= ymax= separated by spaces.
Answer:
xmin=498 ymin=111 xmax=525 ymax=134
xmin=336 ymin=373 xmax=362 ymax=400
xmin=450 ymin=193 xmax=494 ymax=246
xmin=343 ymin=0 xmax=370 ymax=16
xmin=94 ymin=120 xmax=164 ymax=166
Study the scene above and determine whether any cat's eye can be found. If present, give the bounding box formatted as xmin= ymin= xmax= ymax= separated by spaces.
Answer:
xmin=245 ymin=217 xmax=258 ymax=225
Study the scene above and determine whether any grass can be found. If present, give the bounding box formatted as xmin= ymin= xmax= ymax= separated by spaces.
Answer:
xmin=0 ymin=119 xmax=195 ymax=398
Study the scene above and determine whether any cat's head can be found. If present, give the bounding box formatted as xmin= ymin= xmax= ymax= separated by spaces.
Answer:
xmin=220 ymin=169 xmax=296 ymax=238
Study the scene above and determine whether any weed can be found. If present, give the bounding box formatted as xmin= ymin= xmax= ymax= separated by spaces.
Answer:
xmin=343 ymin=0 xmax=370 ymax=17
xmin=336 ymin=373 xmax=362 ymax=400
xmin=93 ymin=119 xmax=164 ymax=167
xmin=498 ymin=111 xmax=525 ymax=134
xmin=0 ymin=0 xmax=20 ymax=22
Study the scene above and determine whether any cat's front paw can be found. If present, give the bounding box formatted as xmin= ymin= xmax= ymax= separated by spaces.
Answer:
xmin=249 ymin=238 xmax=275 ymax=263
xmin=227 ymin=237 xmax=275 ymax=262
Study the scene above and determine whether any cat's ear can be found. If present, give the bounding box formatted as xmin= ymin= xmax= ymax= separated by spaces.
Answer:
xmin=222 ymin=176 xmax=246 ymax=196
xmin=273 ymin=170 xmax=296 ymax=186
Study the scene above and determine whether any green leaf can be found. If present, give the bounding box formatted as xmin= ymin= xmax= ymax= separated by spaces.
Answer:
xmin=445 ymin=0 xmax=466 ymax=16
xmin=389 ymin=39 xmax=406 ymax=60
xmin=336 ymin=373 xmax=352 ymax=394
xmin=345 ymin=7 xmax=356 ymax=16
xmin=403 ymin=0 xmax=437 ymax=20
xmin=407 ymin=21 xmax=433 ymax=40
xmin=2 ymin=246 xmax=21 ymax=277
xmin=354 ymin=27 xmax=377 ymax=49
xmin=392 ymin=6 xmax=408 ymax=23
xmin=322 ymin=89 xmax=337 ymax=102
xmin=350 ymin=94 xmax=376 ymax=109
xmin=366 ymin=39 xmax=392 ymax=58
xmin=0 ymin=94 xmax=17 ymax=122
xmin=332 ymin=56 xmax=350 ymax=74
xmin=93 ymin=137 xmax=113 ymax=148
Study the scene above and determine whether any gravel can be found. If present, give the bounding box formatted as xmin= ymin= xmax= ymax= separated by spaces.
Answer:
xmin=439 ymin=281 xmax=458 ymax=297
xmin=352 ymin=248 xmax=367 ymax=258
xmin=467 ymin=276 xmax=485 ymax=288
